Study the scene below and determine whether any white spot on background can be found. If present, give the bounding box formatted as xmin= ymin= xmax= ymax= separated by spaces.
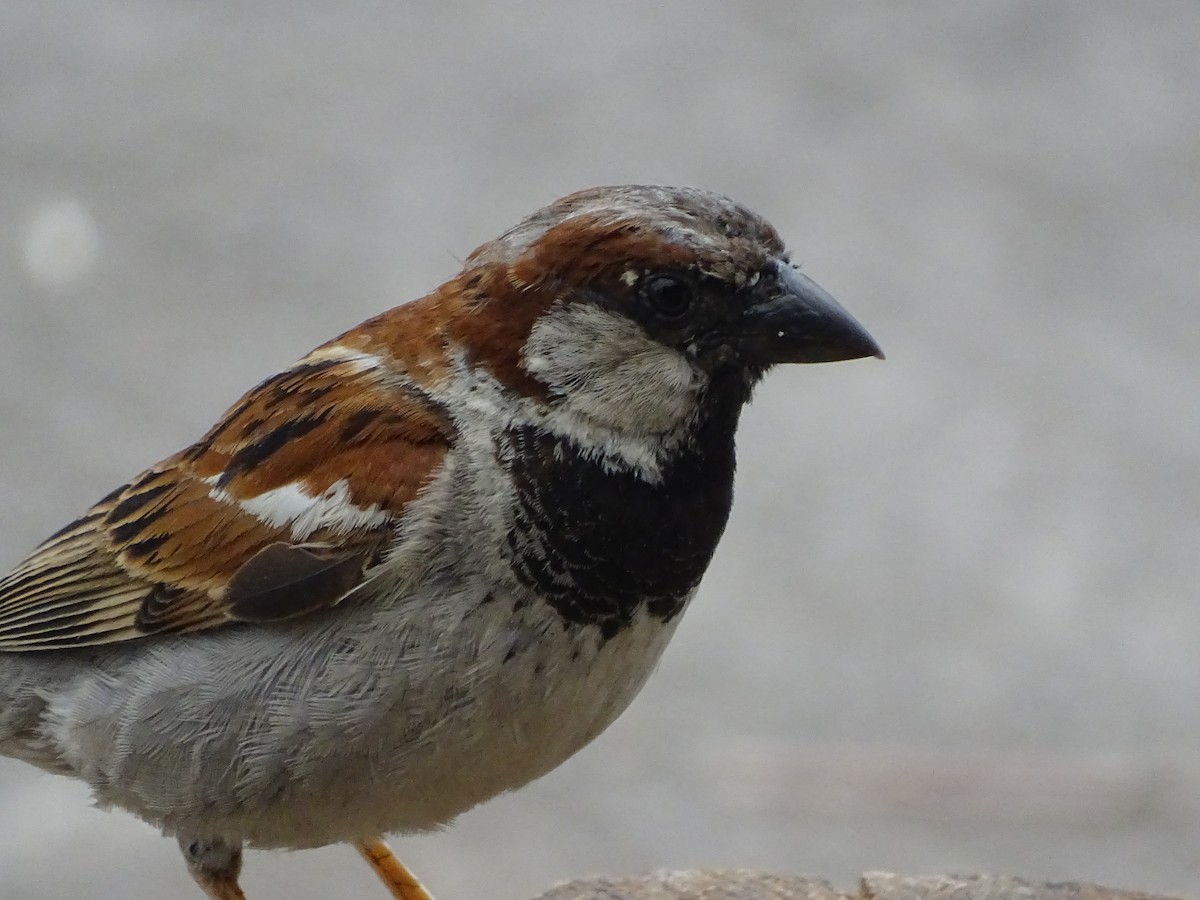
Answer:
xmin=22 ymin=197 xmax=100 ymax=289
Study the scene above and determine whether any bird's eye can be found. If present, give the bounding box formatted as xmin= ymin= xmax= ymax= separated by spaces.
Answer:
xmin=640 ymin=275 xmax=695 ymax=320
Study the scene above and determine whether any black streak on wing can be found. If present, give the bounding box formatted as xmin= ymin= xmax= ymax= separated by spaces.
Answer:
xmin=216 ymin=411 xmax=331 ymax=487
xmin=123 ymin=533 xmax=171 ymax=562
xmin=339 ymin=408 xmax=385 ymax=443
xmin=182 ymin=358 xmax=345 ymax=462
xmin=107 ymin=483 xmax=172 ymax=523
xmin=36 ymin=510 xmax=105 ymax=545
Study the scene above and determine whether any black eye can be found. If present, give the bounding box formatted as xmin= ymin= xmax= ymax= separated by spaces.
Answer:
xmin=640 ymin=275 xmax=695 ymax=320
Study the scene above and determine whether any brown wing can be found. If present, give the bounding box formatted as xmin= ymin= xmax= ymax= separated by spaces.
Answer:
xmin=0 ymin=349 xmax=453 ymax=652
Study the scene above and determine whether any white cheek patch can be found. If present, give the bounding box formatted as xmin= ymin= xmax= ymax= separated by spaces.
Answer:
xmin=207 ymin=478 xmax=390 ymax=540
xmin=522 ymin=304 xmax=705 ymax=436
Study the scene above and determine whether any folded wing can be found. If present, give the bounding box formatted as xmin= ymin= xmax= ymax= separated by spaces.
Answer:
xmin=0 ymin=348 xmax=453 ymax=651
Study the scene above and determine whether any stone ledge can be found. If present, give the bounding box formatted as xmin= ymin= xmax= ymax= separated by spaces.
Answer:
xmin=529 ymin=871 xmax=1186 ymax=900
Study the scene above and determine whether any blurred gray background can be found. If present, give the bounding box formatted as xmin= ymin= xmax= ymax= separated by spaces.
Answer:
xmin=1 ymin=2 xmax=1197 ymax=898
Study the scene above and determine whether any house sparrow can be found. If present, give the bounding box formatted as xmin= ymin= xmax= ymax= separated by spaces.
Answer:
xmin=0 ymin=185 xmax=881 ymax=899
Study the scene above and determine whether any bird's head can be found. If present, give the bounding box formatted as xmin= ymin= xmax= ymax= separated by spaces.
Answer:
xmin=453 ymin=185 xmax=881 ymax=435
xmin=344 ymin=185 xmax=881 ymax=470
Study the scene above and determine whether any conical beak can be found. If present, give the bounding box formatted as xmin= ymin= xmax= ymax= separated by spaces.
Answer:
xmin=740 ymin=261 xmax=883 ymax=364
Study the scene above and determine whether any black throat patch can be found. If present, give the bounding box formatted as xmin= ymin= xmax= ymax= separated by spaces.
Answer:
xmin=502 ymin=393 xmax=741 ymax=640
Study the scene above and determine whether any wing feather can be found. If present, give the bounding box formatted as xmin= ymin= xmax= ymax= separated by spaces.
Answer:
xmin=0 ymin=348 xmax=453 ymax=652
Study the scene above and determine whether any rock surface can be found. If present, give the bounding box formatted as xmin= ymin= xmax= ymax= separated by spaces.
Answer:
xmin=531 ymin=872 xmax=1184 ymax=900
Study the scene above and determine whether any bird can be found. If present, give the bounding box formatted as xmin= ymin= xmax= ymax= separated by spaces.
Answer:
xmin=0 ymin=185 xmax=881 ymax=899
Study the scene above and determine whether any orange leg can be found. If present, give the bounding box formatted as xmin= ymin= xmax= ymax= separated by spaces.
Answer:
xmin=179 ymin=837 xmax=247 ymax=900
xmin=355 ymin=838 xmax=435 ymax=900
